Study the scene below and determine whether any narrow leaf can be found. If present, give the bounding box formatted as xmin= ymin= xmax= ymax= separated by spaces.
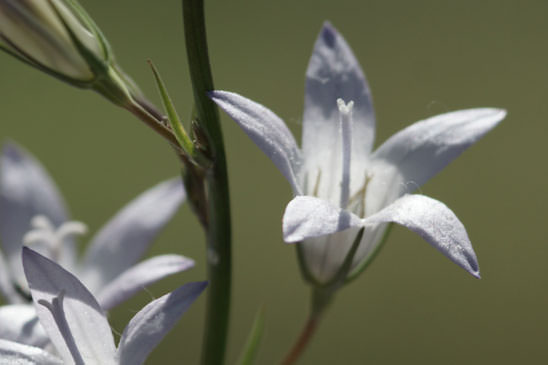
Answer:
xmin=236 ymin=307 xmax=265 ymax=365
xmin=148 ymin=60 xmax=194 ymax=156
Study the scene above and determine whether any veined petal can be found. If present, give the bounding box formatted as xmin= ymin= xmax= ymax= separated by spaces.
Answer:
xmin=302 ymin=22 xmax=375 ymax=181
xmin=0 ymin=339 xmax=63 ymax=365
xmin=0 ymin=142 xmax=72 ymax=284
xmin=0 ymin=305 xmax=49 ymax=348
xmin=22 ymin=247 xmax=117 ymax=365
xmin=80 ymin=178 xmax=185 ymax=293
xmin=370 ymin=108 xmax=506 ymax=196
xmin=97 ymin=254 xmax=195 ymax=311
xmin=116 ymin=281 xmax=207 ymax=365
xmin=363 ymin=194 xmax=479 ymax=278
xmin=283 ymin=196 xmax=362 ymax=243
xmin=210 ymin=90 xmax=303 ymax=194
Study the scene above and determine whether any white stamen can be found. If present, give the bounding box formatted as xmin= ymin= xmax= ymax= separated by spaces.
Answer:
xmin=337 ymin=98 xmax=354 ymax=208
xmin=30 ymin=215 xmax=54 ymax=230
xmin=56 ymin=221 xmax=88 ymax=242
xmin=23 ymin=230 xmax=55 ymax=246
xmin=23 ymin=215 xmax=87 ymax=262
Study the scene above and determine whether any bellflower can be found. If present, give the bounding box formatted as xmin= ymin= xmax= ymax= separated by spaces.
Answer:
xmin=211 ymin=22 xmax=505 ymax=286
xmin=0 ymin=247 xmax=206 ymax=365
xmin=0 ymin=142 xmax=193 ymax=343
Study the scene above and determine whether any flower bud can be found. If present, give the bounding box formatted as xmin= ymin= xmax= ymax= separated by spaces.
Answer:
xmin=0 ymin=0 xmax=107 ymax=80
xmin=0 ymin=0 xmax=140 ymax=107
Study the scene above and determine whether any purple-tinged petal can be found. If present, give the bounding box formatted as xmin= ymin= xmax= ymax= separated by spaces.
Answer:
xmin=283 ymin=196 xmax=362 ymax=243
xmin=22 ymin=247 xmax=117 ymax=364
xmin=97 ymin=254 xmax=195 ymax=311
xmin=210 ymin=90 xmax=303 ymax=194
xmin=371 ymin=108 xmax=506 ymax=196
xmin=0 ymin=305 xmax=49 ymax=348
xmin=0 ymin=339 xmax=63 ymax=365
xmin=117 ymin=281 xmax=207 ymax=365
xmin=0 ymin=142 xmax=72 ymax=284
xmin=363 ymin=194 xmax=480 ymax=278
xmin=302 ymin=22 xmax=375 ymax=179
xmin=80 ymin=178 xmax=185 ymax=293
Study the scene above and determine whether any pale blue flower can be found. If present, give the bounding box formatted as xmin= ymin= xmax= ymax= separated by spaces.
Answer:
xmin=0 ymin=142 xmax=193 ymax=344
xmin=210 ymin=22 xmax=506 ymax=285
xmin=0 ymin=247 xmax=206 ymax=365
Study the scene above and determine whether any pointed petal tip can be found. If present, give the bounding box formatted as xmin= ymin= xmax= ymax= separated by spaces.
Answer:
xmin=208 ymin=89 xmax=228 ymax=100
xmin=21 ymin=246 xmax=34 ymax=261
xmin=164 ymin=176 xmax=186 ymax=203
xmin=482 ymin=107 xmax=507 ymax=121
xmin=181 ymin=280 xmax=208 ymax=295
xmin=463 ymin=256 xmax=480 ymax=279
xmin=462 ymin=251 xmax=481 ymax=279
xmin=282 ymin=231 xmax=302 ymax=244
xmin=495 ymin=108 xmax=507 ymax=122
xmin=470 ymin=107 xmax=507 ymax=123
xmin=209 ymin=90 xmax=240 ymax=107
xmin=195 ymin=280 xmax=208 ymax=291
xmin=321 ymin=20 xmax=335 ymax=32
xmin=2 ymin=140 xmax=24 ymax=160
xmin=319 ymin=21 xmax=338 ymax=48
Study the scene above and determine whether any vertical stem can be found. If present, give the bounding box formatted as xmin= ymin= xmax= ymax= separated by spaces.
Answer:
xmin=183 ymin=1 xmax=232 ymax=364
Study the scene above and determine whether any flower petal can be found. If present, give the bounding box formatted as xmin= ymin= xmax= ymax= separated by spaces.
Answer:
xmin=302 ymin=22 xmax=375 ymax=179
xmin=370 ymin=108 xmax=506 ymax=196
xmin=283 ymin=196 xmax=382 ymax=283
xmin=80 ymin=178 xmax=185 ymax=293
xmin=96 ymin=254 xmax=195 ymax=311
xmin=210 ymin=90 xmax=303 ymax=194
xmin=0 ymin=142 xmax=72 ymax=285
xmin=22 ymin=247 xmax=117 ymax=364
xmin=0 ymin=339 xmax=63 ymax=365
xmin=283 ymin=196 xmax=362 ymax=243
xmin=0 ymin=304 xmax=49 ymax=348
xmin=283 ymin=194 xmax=479 ymax=278
xmin=0 ymin=249 xmax=21 ymax=303
xmin=363 ymin=194 xmax=480 ymax=278
xmin=117 ymin=281 xmax=207 ymax=365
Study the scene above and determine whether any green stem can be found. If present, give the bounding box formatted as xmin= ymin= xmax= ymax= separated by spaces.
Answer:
xmin=183 ymin=1 xmax=232 ymax=364
xmin=125 ymin=97 xmax=182 ymax=151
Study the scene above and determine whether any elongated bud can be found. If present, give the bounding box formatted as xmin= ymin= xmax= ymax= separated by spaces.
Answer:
xmin=0 ymin=0 xmax=139 ymax=106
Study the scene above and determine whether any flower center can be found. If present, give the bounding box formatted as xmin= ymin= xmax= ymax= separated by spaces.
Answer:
xmin=337 ymin=98 xmax=354 ymax=209
xmin=23 ymin=215 xmax=87 ymax=262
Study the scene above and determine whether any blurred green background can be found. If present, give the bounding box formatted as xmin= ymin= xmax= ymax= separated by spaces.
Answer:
xmin=1 ymin=0 xmax=546 ymax=364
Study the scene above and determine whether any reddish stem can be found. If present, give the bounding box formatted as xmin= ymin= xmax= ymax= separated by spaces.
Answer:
xmin=282 ymin=313 xmax=322 ymax=365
